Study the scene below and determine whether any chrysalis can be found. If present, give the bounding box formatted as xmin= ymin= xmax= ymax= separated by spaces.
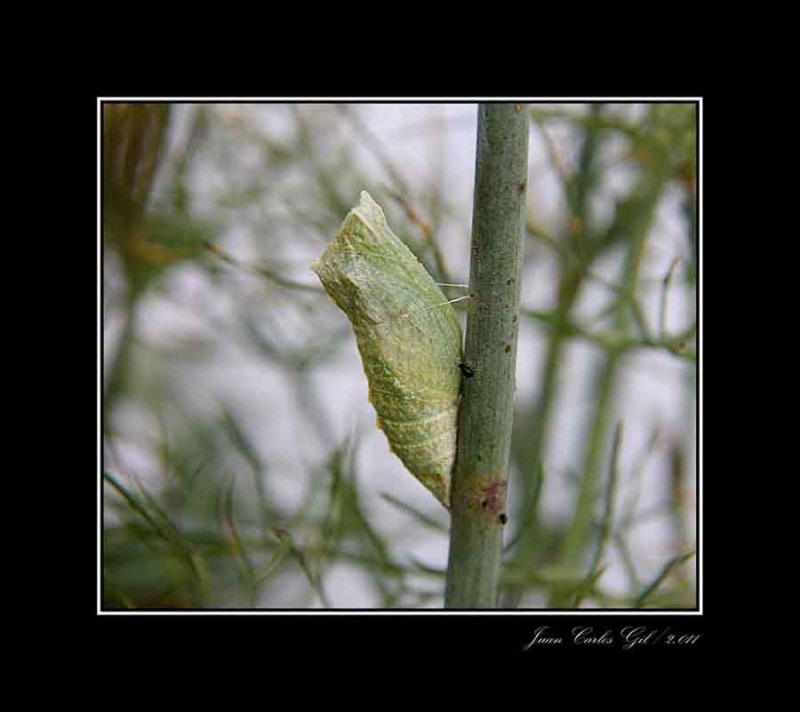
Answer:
xmin=313 ymin=191 xmax=463 ymax=509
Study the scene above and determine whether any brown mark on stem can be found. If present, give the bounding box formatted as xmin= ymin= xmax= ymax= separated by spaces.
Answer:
xmin=468 ymin=477 xmax=508 ymax=520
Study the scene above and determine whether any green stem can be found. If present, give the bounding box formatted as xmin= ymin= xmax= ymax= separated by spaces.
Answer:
xmin=444 ymin=104 xmax=529 ymax=608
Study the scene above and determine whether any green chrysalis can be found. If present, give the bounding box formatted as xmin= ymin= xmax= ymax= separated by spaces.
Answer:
xmin=313 ymin=191 xmax=463 ymax=509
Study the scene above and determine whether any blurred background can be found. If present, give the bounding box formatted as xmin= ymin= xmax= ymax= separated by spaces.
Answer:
xmin=101 ymin=102 xmax=697 ymax=609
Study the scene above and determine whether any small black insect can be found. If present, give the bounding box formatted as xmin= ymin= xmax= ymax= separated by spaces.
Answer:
xmin=497 ymin=513 xmax=508 ymax=525
xmin=458 ymin=362 xmax=474 ymax=378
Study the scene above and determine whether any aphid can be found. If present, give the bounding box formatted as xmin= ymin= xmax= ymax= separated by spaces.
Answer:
xmin=313 ymin=192 xmax=463 ymax=509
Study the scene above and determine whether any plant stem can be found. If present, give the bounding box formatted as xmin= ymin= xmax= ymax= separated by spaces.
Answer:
xmin=444 ymin=104 xmax=528 ymax=608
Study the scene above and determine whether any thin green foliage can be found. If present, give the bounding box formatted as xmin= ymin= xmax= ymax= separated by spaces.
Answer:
xmin=634 ymin=551 xmax=696 ymax=608
xmin=102 ymin=103 xmax=697 ymax=609
xmin=380 ymin=493 xmax=449 ymax=534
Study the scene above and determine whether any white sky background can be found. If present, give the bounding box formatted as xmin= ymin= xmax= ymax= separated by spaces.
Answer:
xmin=103 ymin=103 xmax=697 ymax=609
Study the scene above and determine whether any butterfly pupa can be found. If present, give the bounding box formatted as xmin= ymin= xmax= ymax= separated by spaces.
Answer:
xmin=313 ymin=191 xmax=463 ymax=509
